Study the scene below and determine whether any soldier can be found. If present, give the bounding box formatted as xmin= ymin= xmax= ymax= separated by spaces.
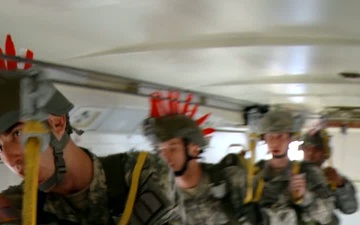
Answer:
xmin=252 ymin=109 xmax=335 ymax=225
xmin=302 ymin=128 xmax=358 ymax=224
xmin=142 ymin=91 xmax=252 ymax=225
xmin=0 ymin=35 xmax=184 ymax=225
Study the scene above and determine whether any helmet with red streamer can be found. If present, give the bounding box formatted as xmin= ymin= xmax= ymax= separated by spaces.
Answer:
xmin=142 ymin=91 xmax=215 ymax=149
xmin=0 ymin=34 xmax=75 ymax=191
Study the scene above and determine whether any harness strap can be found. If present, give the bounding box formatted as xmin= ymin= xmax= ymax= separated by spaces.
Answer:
xmin=118 ymin=152 xmax=148 ymax=225
xmin=243 ymin=133 xmax=258 ymax=204
xmin=252 ymin=161 xmax=304 ymax=204
xmin=38 ymin=133 xmax=69 ymax=191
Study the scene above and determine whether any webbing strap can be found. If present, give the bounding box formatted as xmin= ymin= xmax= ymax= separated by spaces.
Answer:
xmin=291 ymin=161 xmax=304 ymax=204
xmin=38 ymin=133 xmax=69 ymax=191
xmin=253 ymin=175 xmax=264 ymax=202
xmin=243 ymin=133 xmax=258 ymax=204
xmin=118 ymin=152 xmax=148 ymax=225
xmin=252 ymin=161 xmax=304 ymax=204
xmin=320 ymin=130 xmax=337 ymax=190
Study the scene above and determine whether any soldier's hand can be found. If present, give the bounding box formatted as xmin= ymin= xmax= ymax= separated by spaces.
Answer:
xmin=289 ymin=174 xmax=306 ymax=199
xmin=324 ymin=167 xmax=344 ymax=187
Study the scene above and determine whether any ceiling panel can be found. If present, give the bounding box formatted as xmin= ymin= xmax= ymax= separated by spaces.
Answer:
xmin=1 ymin=0 xmax=360 ymax=110
xmin=60 ymin=46 xmax=360 ymax=85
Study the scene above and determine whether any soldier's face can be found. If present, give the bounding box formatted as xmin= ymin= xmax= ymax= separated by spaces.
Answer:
xmin=0 ymin=118 xmax=64 ymax=188
xmin=303 ymin=145 xmax=326 ymax=166
xmin=158 ymin=138 xmax=187 ymax=172
xmin=264 ymin=132 xmax=291 ymax=157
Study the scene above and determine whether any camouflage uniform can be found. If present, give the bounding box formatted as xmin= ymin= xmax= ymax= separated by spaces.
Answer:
xmin=142 ymin=92 xmax=249 ymax=225
xmin=302 ymin=129 xmax=358 ymax=224
xmin=177 ymin=154 xmax=248 ymax=225
xmin=1 ymin=150 xmax=184 ymax=225
xmin=0 ymin=67 xmax=185 ymax=224
xmin=253 ymin=110 xmax=335 ymax=225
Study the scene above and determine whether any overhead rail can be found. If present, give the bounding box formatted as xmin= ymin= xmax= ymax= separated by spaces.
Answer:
xmin=0 ymin=54 xmax=254 ymax=112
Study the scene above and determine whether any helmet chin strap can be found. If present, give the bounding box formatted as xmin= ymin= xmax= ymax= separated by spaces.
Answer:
xmin=174 ymin=139 xmax=199 ymax=177
xmin=272 ymin=152 xmax=288 ymax=159
xmin=174 ymin=154 xmax=198 ymax=177
xmin=38 ymin=132 xmax=70 ymax=191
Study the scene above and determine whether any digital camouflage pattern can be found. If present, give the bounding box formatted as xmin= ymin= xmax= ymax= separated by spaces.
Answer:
xmin=123 ymin=151 xmax=185 ymax=225
xmin=259 ymin=110 xmax=293 ymax=134
xmin=180 ymin=171 xmax=228 ymax=225
xmin=179 ymin=154 xmax=247 ymax=225
xmin=0 ymin=150 xmax=109 ymax=225
xmin=302 ymin=129 xmax=331 ymax=157
xmin=333 ymin=176 xmax=358 ymax=214
xmin=143 ymin=114 xmax=207 ymax=148
xmin=259 ymin=109 xmax=305 ymax=136
xmin=319 ymin=176 xmax=359 ymax=225
xmin=43 ymin=149 xmax=109 ymax=225
xmin=302 ymin=129 xmax=358 ymax=222
xmin=302 ymin=130 xmax=329 ymax=150
xmin=0 ymin=150 xmax=185 ymax=225
xmin=254 ymin=160 xmax=335 ymax=225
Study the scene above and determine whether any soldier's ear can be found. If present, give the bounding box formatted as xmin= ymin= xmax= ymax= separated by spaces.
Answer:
xmin=47 ymin=115 xmax=66 ymax=139
xmin=188 ymin=143 xmax=200 ymax=157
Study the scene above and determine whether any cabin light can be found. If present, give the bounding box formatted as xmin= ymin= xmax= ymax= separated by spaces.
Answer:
xmin=289 ymin=96 xmax=305 ymax=104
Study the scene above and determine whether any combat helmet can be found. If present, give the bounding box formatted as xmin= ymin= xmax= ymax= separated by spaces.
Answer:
xmin=257 ymin=108 xmax=306 ymax=159
xmin=259 ymin=108 xmax=306 ymax=139
xmin=0 ymin=34 xmax=75 ymax=191
xmin=302 ymin=128 xmax=332 ymax=158
xmin=142 ymin=91 xmax=215 ymax=176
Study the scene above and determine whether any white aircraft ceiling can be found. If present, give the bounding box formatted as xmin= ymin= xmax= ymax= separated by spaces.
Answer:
xmin=1 ymin=0 xmax=360 ymax=112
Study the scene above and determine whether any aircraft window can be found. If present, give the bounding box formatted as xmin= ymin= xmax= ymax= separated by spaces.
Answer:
xmin=204 ymin=132 xmax=247 ymax=163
